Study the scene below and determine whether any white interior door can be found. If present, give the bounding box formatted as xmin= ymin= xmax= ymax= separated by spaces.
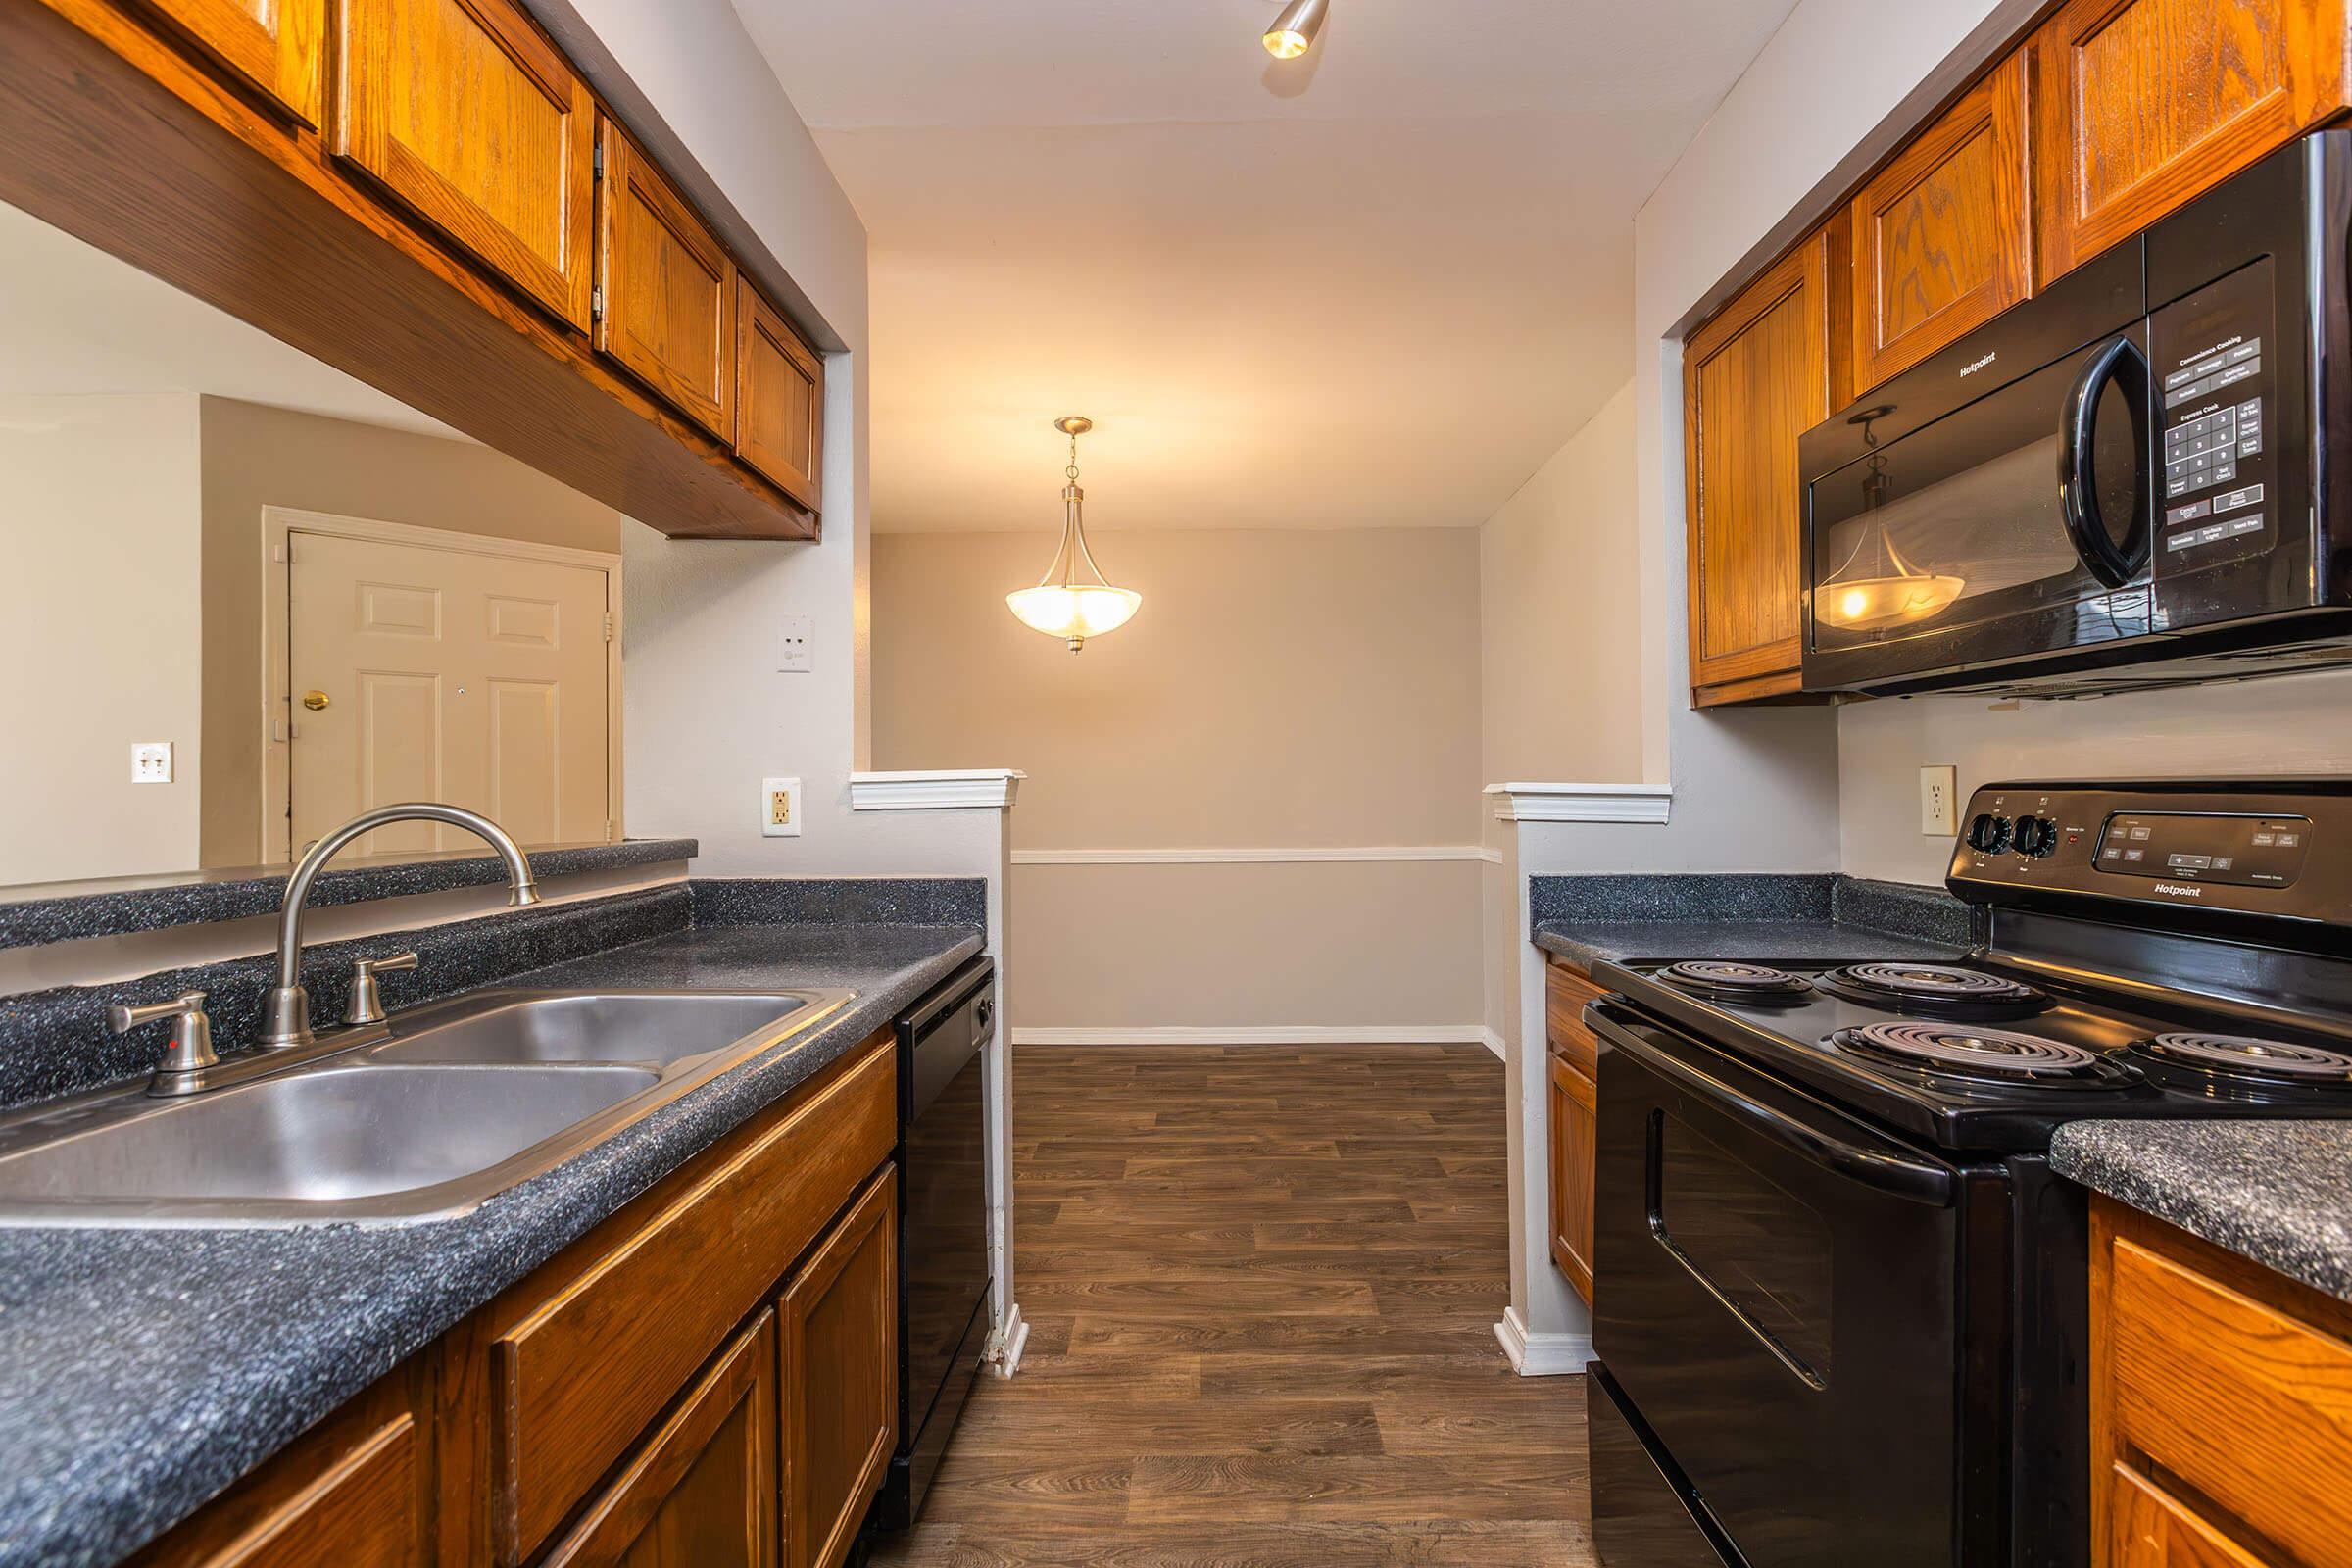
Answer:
xmin=286 ymin=530 xmax=612 ymax=858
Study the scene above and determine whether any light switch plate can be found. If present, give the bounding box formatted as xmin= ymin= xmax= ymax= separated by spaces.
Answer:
xmin=131 ymin=742 xmax=174 ymax=784
xmin=778 ymin=615 xmax=813 ymax=674
xmin=762 ymin=777 xmax=803 ymax=837
xmin=1920 ymin=765 xmax=1958 ymax=836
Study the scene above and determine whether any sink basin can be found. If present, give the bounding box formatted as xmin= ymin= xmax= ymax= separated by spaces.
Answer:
xmin=372 ymin=990 xmax=824 ymax=1068
xmin=0 ymin=985 xmax=854 ymax=1227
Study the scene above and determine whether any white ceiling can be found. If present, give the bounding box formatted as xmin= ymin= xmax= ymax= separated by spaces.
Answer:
xmin=733 ymin=0 xmax=1797 ymax=533
xmin=0 ymin=200 xmax=464 ymax=440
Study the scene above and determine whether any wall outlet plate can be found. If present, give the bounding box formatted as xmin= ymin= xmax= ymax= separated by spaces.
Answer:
xmin=777 ymin=614 xmax=812 ymax=674
xmin=131 ymin=742 xmax=174 ymax=784
xmin=762 ymin=777 xmax=803 ymax=837
xmin=1920 ymin=765 xmax=1958 ymax=836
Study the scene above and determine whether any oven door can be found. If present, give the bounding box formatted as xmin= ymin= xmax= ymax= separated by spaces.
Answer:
xmin=1802 ymin=320 xmax=2156 ymax=694
xmin=1587 ymin=1002 xmax=2005 ymax=1567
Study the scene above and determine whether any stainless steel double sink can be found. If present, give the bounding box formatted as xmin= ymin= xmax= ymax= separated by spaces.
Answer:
xmin=0 ymin=987 xmax=854 ymax=1228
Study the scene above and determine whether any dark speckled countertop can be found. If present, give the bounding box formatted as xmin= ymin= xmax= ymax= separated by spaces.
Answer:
xmin=0 ymin=919 xmax=982 ymax=1568
xmin=1531 ymin=872 xmax=1975 ymax=971
xmin=2051 ymin=1121 xmax=2352 ymax=1304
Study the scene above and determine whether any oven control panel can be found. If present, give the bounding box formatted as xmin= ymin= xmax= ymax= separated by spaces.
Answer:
xmin=1948 ymin=783 xmax=2352 ymax=936
xmin=2150 ymin=261 xmax=2275 ymax=575
xmin=2093 ymin=811 xmax=2311 ymax=887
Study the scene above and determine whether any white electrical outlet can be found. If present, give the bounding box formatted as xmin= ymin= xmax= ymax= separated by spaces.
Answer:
xmin=761 ymin=777 xmax=803 ymax=837
xmin=777 ymin=614 xmax=813 ymax=674
xmin=131 ymin=742 xmax=174 ymax=784
xmin=1920 ymin=765 xmax=1959 ymax=836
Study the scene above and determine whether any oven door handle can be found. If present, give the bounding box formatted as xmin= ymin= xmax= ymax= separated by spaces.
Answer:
xmin=2058 ymin=333 xmax=2152 ymax=589
xmin=1589 ymin=1006 xmax=1956 ymax=1206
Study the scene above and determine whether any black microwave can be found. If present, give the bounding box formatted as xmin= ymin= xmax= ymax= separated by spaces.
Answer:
xmin=1797 ymin=130 xmax=2352 ymax=698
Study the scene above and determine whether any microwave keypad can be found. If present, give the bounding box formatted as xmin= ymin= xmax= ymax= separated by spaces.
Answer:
xmin=2160 ymin=394 xmax=2269 ymax=564
xmin=2163 ymin=400 xmax=2256 ymax=497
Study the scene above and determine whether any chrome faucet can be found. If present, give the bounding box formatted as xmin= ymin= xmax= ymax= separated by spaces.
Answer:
xmin=259 ymin=804 xmax=541 ymax=1048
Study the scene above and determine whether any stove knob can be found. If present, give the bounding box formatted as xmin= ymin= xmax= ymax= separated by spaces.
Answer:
xmin=1966 ymin=813 xmax=2013 ymax=854
xmin=2014 ymin=815 xmax=2057 ymax=858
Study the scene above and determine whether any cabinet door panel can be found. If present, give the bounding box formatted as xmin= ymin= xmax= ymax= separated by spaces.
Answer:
xmin=2034 ymin=0 xmax=2348 ymax=279
xmin=597 ymin=119 xmax=736 ymax=439
xmin=2106 ymin=1464 xmax=2269 ymax=1568
xmin=1547 ymin=1052 xmax=1596 ymax=1305
xmin=736 ymin=280 xmax=824 ymax=513
xmin=129 ymin=1362 xmax=432 ymax=1568
xmin=778 ymin=1167 xmax=898 ymax=1568
xmin=142 ymin=0 xmax=325 ymax=122
xmin=540 ymin=1312 xmax=776 ymax=1568
xmin=1849 ymin=51 xmax=2032 ymax=389
xmin=1683 ymin=224 xmax=1838 ymax=703
xmin=334 ymin=0 xmax=595 ymax=327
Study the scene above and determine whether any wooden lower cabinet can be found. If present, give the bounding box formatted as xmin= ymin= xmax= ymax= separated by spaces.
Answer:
xmin=126 ymin=1032 xmax=901 ymax=1568
xmin=778 ymin=1167 xmax=899 ymax=1568
xmin=2091 ymin=1195 xmax=2352 ymax=1567
xmin=1544 ymin=959 xmax=1604 ymax=1304
xmin=542 ymin=1312 xmax=776 ymax=1568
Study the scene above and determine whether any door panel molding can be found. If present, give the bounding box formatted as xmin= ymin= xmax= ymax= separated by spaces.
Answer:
xmin=262 ymin=506 xmax=621 ymax=862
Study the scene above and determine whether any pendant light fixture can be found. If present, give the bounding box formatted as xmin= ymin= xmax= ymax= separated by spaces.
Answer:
xmin=1262 ymin=0 xmax=1329 ymax=59
xmin=1005 ymin=416 xmax=1142 ymax=652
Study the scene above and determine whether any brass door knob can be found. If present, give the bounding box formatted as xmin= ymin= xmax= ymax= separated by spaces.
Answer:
xmin=301 ymin=690 xmax=330 ymax=711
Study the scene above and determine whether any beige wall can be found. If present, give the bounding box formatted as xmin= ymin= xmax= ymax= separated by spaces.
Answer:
xmin=0 ymin=395 xmax=205 ymax=884
xmin=197 ymin=398 xmax=627 ymax=866
xmin=872 ymin=526 xmax=1485 ymax=1033
xmin=1478 ymin=380 xmax=1643 ymax=787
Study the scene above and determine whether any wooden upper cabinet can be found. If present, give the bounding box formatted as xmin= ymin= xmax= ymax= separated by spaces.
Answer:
xmin=596 ymin=119 xmax=737 ymax=439
xmin=140 ymin=0 xmax=326 ymax=123
xmin=1683 ymin=221 xmax=1843 ymax=705
xmin=2033 ymin=0 xmax=2350 ymax=280
xmin=1849 ymin=50 xmax=2033 ymax=390
xmin=332 ymin=0 xmax=596 ymax=329
xmin=736 ymin=280 xmax=824 ymax=514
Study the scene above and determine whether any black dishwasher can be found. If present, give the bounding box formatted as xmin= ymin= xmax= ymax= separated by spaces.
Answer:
xmin=872 ymin=956 xmax=994 ymax=1530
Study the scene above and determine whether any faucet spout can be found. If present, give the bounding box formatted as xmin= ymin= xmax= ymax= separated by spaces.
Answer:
xmin=260 ymin=803 xmax=541 ymax=1048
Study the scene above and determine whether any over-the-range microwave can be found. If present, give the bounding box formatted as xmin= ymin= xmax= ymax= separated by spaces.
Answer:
xmin=1797 ymin=129 xmax=2352 ymax=698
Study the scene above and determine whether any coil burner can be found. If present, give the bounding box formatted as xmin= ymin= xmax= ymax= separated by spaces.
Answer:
xmin=2133 ymin=1031 xmax=2352 ymax=1089
xmin=1818 ymin=963 xmax=2052 ymax=1018
xmin=1655 ymin=960 xmax=1813 ymax=1004
xmin=1830 ymin=1021 xmax=2123 ymax=1088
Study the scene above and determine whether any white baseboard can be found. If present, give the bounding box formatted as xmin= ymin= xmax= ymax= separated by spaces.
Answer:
xmin=986 ymin=1303 xmax=1030 ymax=1378
xmin=1011 ymin=1025 xmax=1497 ymax=1048
xmin=1494 ymin=1306 xmax=1592 ymax=1377
xmin=1479 ymin=1027 xmax=1505 ymax=1060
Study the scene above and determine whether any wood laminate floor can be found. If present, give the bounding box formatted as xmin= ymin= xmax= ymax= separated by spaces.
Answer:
xmin=871 ymin=1044 xmax=1593 ymax=1567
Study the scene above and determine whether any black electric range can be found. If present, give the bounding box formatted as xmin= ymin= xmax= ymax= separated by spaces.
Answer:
xmin=1581 ymin=780 xmax=2352 ymax=1568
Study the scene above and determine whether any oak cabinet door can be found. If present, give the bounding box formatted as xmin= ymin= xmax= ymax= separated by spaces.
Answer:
xmin=333 ymin=0 xmax=596 ymax=328
xmin=141 ymin=0 xmax=325 ymax=123
xmin=2105 ymin=1464 xmax=2269 ymax=1568
xmin=128 ymin=1362 xmax=432 ymax=1568
xmin=2033 ymin=0 xmax=2349 ymax=281
xmin=1547 ymin=1050 xmax=1596 ymax=1305
xmin=778 ymin=1168 xmax=898 ymax=1568
xmin=540 ymin=1313 xmax=777 ymax=1568
xmin=596 ymin=119 xmax=737 ymax=439
xmin=1683 ymin=223 xmax=1840 ymax=705
xmin=736 ymin=279 xmax=825 ymax=514
xmin=1849 ymin=50 xmax=2033 ymax=390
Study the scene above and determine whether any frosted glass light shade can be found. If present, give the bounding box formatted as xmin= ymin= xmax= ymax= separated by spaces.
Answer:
xmin=1006 ymin=584 xmax=1142 ymax=646
xmin=1819 ymin=573 xmax=1967 ymax=631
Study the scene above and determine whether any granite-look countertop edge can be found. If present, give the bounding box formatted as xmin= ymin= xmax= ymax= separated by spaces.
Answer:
xmin=0 ymin=839 xmax=700 ymax=952
xmin=0 ymin=919 xmax=982 ymax=1568
xmin=1535 ymin=918 xmax=1965 ymax=972
xmin=2050 ymin=1120 xmax=2352 ymax=1304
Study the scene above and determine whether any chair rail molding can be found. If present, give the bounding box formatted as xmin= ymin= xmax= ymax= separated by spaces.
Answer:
xmin=1486 ymin=782 xmax=1673 ymax=824
xmin=849 ymin=769 xmax=1025 ymax=810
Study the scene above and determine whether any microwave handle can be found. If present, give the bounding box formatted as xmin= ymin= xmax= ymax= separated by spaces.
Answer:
xmin=2059 ymin=334 xmax=2153 ymax=588
xmin=1589 ymin=1004 xmax=1956 ymax=1206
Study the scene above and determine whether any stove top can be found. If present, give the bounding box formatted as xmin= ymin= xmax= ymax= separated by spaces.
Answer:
xmin=1593 ymin=952 xmax=2352 ymax=1152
